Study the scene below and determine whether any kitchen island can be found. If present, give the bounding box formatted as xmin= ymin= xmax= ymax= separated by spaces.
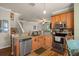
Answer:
xmin=11 ymin=34 xmax=32 ymax=56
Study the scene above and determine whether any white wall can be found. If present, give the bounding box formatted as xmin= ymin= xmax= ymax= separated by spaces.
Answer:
xmin=0 ymin=7 xmax=21 ymax=49
xmin=21 ymin=21 xmax=42 ymax=33
xmin=0 ymin=7 xmax=11 ymax=49
xmin=74 ymin=4 xmax=79 ymax=39
xmin=10 ymin=12 xmax=22 ymax=34
xmin=10 ymin=12 xmax=20 ymax=27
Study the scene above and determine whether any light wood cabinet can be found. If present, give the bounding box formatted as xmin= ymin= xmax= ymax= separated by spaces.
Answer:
xmin=45 ymin=36 xmax=52 ymax=49
xmin=15 ymin=39 xmax=20 ymax=56
xmin=37 ymin=36 xmax=42 ymax=49
xmin=55 ymin=15 xmax=61 ymax=23
xmin=51 ymin=16 xmax=56 ymax=29
xmin=32 ymin=35 xmax=52 ymax=51
xmin=51 ymin=12 xmax=74 ymax=29
xmin=60 ymin=13 xmax=67 ymax=23
xmin=66 ymin=12 xmax=74 ymax=29
xmin=32 ymin=37 xmax=39 ymax=51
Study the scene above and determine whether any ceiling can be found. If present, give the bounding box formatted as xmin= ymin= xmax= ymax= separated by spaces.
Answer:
xmin=0 ymin=3 xmax=73 ymax=21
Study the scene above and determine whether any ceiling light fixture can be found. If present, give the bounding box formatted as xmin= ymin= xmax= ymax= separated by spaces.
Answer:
xmin=43 ymin=3 xmax=46 ymax=15
xmin=43 ymin=10 xmax=46 ymax=14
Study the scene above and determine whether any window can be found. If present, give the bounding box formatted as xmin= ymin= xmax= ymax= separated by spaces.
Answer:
xmin=0 ymin=20 xmax=9 ymax=32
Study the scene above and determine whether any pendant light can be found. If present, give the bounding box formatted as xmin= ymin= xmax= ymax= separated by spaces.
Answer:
xmin=41 ymin=3 xmax=47 ymax=24
xmin=43 ymin=3 xmax=46 ymax=15
xmin=43 ymin=10 xmax=46 ymax=14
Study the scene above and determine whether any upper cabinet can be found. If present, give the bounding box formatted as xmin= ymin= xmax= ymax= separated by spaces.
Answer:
xmin=51 ymin=12 xmax=74 ymax=30
xmin=60 ymin=13 xmax=67 ymax=23
xmin=66 ymin=12 xmax=74 ymax=29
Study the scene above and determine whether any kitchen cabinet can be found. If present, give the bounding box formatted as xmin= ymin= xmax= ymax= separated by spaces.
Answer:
xmin=38 ymin=36 xmax=44 ymax=48
xmin=32 ymin=35 xmax=52 ymax=51
xmin=66 ymin=12 xmax=74 ymax=29
xmin=55 ymin=15 xmax=61 ymax=23
xmin=51 ymin=12 xmax=74 ymax=29
xmin=36 ymin=36 xmax=41 ymax=49
xmin=51 ymin=16 xmax=56 ymax=29
xmin=45 ymin=35 xmax=52 ymax=49
xmin=32 ymin=36 xmax=43 ymax=51
xmin=32 ymin=37 xmax=39 ymax=51
xmin=45 ymin=36 xmax=52 ymax=49
xmin=15 ymin=38 xmax=20 ymax=56
xmin=60 ymin=13 xmax=67 ymax=23
xmin=51 ymin=15 xmax=61 ymax=29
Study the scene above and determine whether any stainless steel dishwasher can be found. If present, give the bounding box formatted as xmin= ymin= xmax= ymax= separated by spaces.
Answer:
xmin=19 ymin=38 xmax=32 ymax=56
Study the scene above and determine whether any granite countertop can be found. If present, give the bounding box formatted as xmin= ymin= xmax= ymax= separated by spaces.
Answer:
xmin=17 ymin=34 xmax=32 ymax=40
xmin=19 ymin=35 xmax=32 ymax=40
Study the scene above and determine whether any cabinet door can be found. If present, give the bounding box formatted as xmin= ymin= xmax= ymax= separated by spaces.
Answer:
xmin=60 ymin=13 xmax=67 ymax=23
xmin=45 ymin=36 xmax=52 ymax=49
xmin=66 ymin=12 xmax=74 ymax=29
xmin=32 ymin=37 xmax=38 ymax=51
xmin=55 ymin=15 xmax=61 ymax=23
xmin=37 ymin=36 xmax=41 ymax=49
xmin=51 ymin=15 xmax=61 ymax=29
xmin=43 ymin=36 xmax=46 ymax=48
xmin=15 ymin=39 xmax=20 ymax=56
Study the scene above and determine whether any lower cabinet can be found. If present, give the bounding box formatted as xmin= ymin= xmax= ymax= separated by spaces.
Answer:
xmin=32 ymin=35 xmax=52 ymax=51
xmin=32 ymin=37 xmax=39 ymax=51
xmin=45 ymin=36 xmax=52 ymax=49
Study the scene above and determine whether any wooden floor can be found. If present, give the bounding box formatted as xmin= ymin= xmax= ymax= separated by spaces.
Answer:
xmin=0 ymin=41 xmax=68 ymax=56
xmin=0 ymin=47 xmax=11 ymax=56
xmin=28 ymin=47 xmax=68 ymax=56
xmin=0 ymin=47 xmax=68 ymax=56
